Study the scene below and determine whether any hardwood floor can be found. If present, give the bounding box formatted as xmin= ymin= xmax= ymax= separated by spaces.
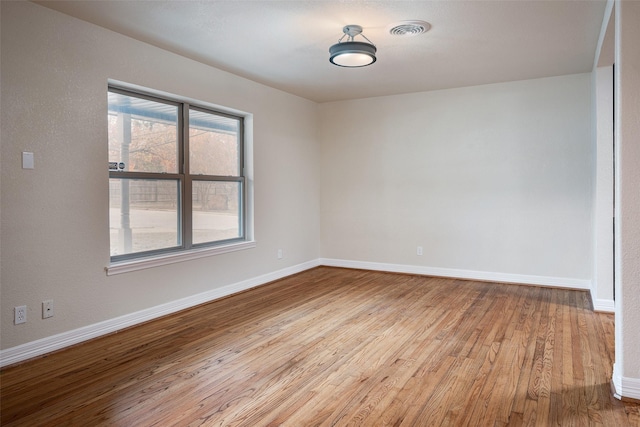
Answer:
xmin=2 ymin=267 xmax=639 ymax=426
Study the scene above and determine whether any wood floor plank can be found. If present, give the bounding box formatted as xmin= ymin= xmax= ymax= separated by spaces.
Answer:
xmin=2 ymin=267 xmax=639 ymax=426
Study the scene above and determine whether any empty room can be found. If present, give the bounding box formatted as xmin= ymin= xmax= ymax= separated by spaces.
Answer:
xmin=1 ymin=0 xmax=639 ymax=425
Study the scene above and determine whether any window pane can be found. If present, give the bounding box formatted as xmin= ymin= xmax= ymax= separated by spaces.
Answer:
xmin=189 ymin=109 xmax=240 ymax=176
xmin=192 ymin=181 xmax=242 ymax=245
xmin=109 ymin=179 xmax=181 ymax=256
xmin=108 ymin=91 xmax=179 ymax=173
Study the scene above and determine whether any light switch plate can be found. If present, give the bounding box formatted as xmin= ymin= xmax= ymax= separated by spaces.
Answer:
xmin=22 ymin=152 xmax=34 ymax=169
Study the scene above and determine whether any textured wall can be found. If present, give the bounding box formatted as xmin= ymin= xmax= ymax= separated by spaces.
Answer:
xmin=319 ymin=75 xmax=593 ymax=281
xmin=614 ymin=0 xmax=640 ymax=385
xmin=0 ymin=1 xmax=320 ymax=349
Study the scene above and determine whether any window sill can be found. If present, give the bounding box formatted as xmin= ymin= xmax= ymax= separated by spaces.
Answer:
xmin=106 ymin=240 xmax=256 ymax=276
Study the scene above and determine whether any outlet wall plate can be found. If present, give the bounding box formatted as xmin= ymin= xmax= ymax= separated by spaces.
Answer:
xmin=15 ymin=306 xmax=27 ymax=324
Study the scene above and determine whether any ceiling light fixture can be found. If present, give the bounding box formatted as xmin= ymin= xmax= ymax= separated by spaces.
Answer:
xmin=329 ymin=25 xmax=377 ymax=68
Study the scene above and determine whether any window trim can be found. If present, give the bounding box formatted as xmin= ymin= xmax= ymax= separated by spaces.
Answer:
xmin=107 ymin=83 xmax=253 ymax=270
xmin=105 ymin=240 xmax=257 ymax=276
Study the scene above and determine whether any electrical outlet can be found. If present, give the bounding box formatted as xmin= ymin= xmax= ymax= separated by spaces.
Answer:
xmin=15 ymin=306 xmax=27 ymax=324
xmin=277 ymin=249 xmax=283 ymax=259
xmin=417 ymin=246 xmax=423 ymax=256
xmin=43 ymin=300 xmax=54 ymax=319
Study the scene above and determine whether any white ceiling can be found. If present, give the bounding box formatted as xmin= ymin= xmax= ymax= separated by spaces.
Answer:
xmin=35 ymin=0 xmax=607 ymax=103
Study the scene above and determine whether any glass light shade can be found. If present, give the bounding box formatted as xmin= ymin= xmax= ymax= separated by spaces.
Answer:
xmin=329 ymin=41 xmax=377 ymax=67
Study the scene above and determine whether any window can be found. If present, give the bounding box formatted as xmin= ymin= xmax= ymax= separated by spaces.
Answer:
xmin=108 ymin=86 xmax=247 ymax=263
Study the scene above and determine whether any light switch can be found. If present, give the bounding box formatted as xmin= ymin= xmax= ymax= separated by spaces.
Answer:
xmin=22 ymin=152 xmax=34 ymax=169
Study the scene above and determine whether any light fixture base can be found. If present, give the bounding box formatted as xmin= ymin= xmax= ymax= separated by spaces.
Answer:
xmin=343 ymin=25 xmax=363 ymax=38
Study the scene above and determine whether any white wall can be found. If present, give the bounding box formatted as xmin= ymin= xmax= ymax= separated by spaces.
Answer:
xmin=613 ymin=0 xmax=640 ymax=400
xmin=591 ymin=1 xmax=615 ymax=314
xmin=1 ymin=2 xmax=320 ymax=350
xmin=319 ymin=75 xmax=593 ymax=284
xmin=592 ymin=65 xmax=614 ymax=312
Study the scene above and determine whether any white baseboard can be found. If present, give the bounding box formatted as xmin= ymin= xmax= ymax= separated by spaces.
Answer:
xmin=0 ymin=259 xmax=320 ymax=368
xmin=592 ymin=297 xmax=615 ymax=313
xmin=0 ymin=258 xmax=594 ymax=368
xmin=319 ymin=258 xmax=592 ymax=290
xmin=613 ymin=363 xmax=640 ymax=400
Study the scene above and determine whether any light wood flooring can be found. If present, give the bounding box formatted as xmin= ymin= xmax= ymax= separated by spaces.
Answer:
xmin=2 ymin=267 xmax=639 ymax=426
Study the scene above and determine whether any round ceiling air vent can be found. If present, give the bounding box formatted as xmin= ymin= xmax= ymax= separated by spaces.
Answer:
xmin=388 ymin=20 xmax=431 ymax=36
